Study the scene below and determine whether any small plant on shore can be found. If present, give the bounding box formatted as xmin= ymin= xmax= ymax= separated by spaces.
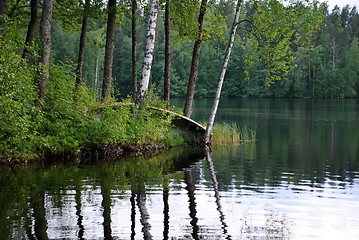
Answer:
xmin=211 ymin=122 xmax=256 ymax=145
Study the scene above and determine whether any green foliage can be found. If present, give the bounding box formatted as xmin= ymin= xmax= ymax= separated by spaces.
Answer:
xmin=0 ymin=22 xmax=174 ymax=161
xmin=0 ymin=23 xmax=41 ymax=159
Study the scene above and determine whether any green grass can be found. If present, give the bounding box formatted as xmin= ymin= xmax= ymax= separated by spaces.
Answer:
xmin=210 ymin=122 xmax=256 ymax=145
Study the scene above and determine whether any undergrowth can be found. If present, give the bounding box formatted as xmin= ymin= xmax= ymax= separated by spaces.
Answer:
xmin=0 ymin=27 xmax=175 ymax=163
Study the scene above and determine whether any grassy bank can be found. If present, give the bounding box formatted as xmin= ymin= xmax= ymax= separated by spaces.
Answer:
xmin=0 ymin=30 xmax=178 ymax=164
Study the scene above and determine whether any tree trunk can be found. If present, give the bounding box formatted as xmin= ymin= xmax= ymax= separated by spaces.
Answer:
xmin=36 ymin=0 xmax=54 ymax=104
xmin=183 ymin=0 xmax=208 ymax=117
xmin=137 ymin=0 xmax=159 ymax=104
xmin=74 ymin=0 xmax=90 ymax=94
xmin=204 ymin=0 xmax=242 ymax=143
xmin=101 ymin=0 xmax=117 ymax=101
xmin=22 ymin=0 xmax=38 ymax=60
xmin=163 ymin=0 xmax=171 ymax=110
xmin=131 ymin=0 xmax=137 ymax=102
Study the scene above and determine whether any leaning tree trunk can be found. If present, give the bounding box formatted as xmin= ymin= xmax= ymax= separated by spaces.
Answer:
xmin=183 ymin=0 xmax=208 ymax=117
xmin=101 ymin=0 xmax=116 ymax=101
xmin=131 ymin=0 xmax=137 ymax=102
xmin=163 ymin=0 xmax=171 ymax=110
xmin=22 ymin=0 xmax=38 ymax=60
xmin=36 ymin=0 xmax=54 ymax=104
xmin=204 ymin=0 xmax=242 ymax=143
xmin=74 ymin=0 xmax=90 ymax=94
xmin=137 ymin=0 xmax=159 ymax=105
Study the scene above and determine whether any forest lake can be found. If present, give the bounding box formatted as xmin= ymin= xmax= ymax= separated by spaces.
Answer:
xmin=0 ymin=98 xmax=358 ymax=239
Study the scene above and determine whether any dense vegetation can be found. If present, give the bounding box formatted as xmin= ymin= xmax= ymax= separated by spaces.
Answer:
xmin=0 ymin=21 xmax=174 ymax=162
xmin=1 ymin=0 xmax=356 ymax=162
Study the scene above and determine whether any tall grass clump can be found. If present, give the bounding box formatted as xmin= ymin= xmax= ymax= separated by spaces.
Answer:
xmin=211 ymin=122 xmax=256 ymax=145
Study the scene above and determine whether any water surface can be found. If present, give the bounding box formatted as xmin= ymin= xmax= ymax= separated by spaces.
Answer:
xmin=1 ymin=98 xmax=359 ymax=239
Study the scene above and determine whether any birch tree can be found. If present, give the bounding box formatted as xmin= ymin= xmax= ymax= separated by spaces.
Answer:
xmin=163 ymin=0 xmax=171 ymax=109
xmin=131 ymin=0 xmax=138 ymax=102
xmin=137 ymin=0 xmax=159 ymax=104
xmin=204 ymin=0 xmax=242 ymax=143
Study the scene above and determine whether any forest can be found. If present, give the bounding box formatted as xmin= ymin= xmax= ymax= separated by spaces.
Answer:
xmin=1 ymin=0 xmax=358 ymax=162
xmin=46 ymin=1 xmax=359 ymax=99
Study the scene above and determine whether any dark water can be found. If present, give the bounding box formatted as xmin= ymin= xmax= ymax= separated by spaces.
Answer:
xmin=1 ymin=98 xmax=359 ymax=239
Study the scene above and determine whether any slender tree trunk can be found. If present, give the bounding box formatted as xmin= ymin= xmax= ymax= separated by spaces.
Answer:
xmin=204 ymin=0 xmax=242 ymax=143
xmin=36 ymin=0 xmax=54 ymax=104
xmin=75 ymin=0 xmax=90 ymax=94
xmin=183 ymin=0 xmax=208 ymax=117
xmin=95 ymin=48 xmax=100 ymax=98
xmin=101 ymin=0 xmax=117 ymax=101
xmin=163 ymin=0 xmax=171 ymax=110
xmin=131 ymin=0 xmax=137 ymax=102
xmin=22 ymin=0 xmax=38 ymax=60
xmin=137 ymin=0 xmax=159 ymax=104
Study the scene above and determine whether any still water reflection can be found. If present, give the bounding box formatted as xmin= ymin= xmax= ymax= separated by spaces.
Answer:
xmin=1 ymin=98 xmax=359 ymax=239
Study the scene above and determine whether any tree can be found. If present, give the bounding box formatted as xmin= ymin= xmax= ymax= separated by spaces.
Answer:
xmin=204 ymin=0 xmax=242 ymax=143
xmin=137 ymin=0 xmax=159 ymax=104
xmin=131 ymin=0 xmax=138 ymax=102
xmin=36 ymin=0 xmax=54 ymax=103
xmin=163 ymin=0 xmax=171 ymax=109
xmin=22 ymin=0 xmax=38 ymax=60
xmin=74 ymin=0 xmax=90 ymax=95
xmin=183 ymin=0 xmax=208 ymax=117
xmin=101 ymin=0 xmax=117 ymax=100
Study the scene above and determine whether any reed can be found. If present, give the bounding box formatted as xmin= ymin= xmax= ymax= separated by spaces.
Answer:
xmin=210 ymin=122 xmax=256 ymax=145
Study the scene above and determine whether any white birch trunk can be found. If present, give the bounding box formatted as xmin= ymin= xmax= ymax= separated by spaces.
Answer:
xmin=204 ymin=0 xmax=242 ymax=143
xmin=138 ymin=0 xmax=159 ymax=103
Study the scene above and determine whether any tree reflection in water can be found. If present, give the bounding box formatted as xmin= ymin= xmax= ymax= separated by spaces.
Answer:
xmin=136 ymin=190 xmax=153 ymax=240
xmin=184 ymin=168 xmax=199 ymax=239
xmin=33 ymin=191 xmax=49 ymax=240
xmin=205 ymin=148 xmax=232 ymax=239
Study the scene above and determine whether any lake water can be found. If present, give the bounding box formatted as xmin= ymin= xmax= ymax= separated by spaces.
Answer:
xmin=1 ymin=98 xmax=359 ymax=239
